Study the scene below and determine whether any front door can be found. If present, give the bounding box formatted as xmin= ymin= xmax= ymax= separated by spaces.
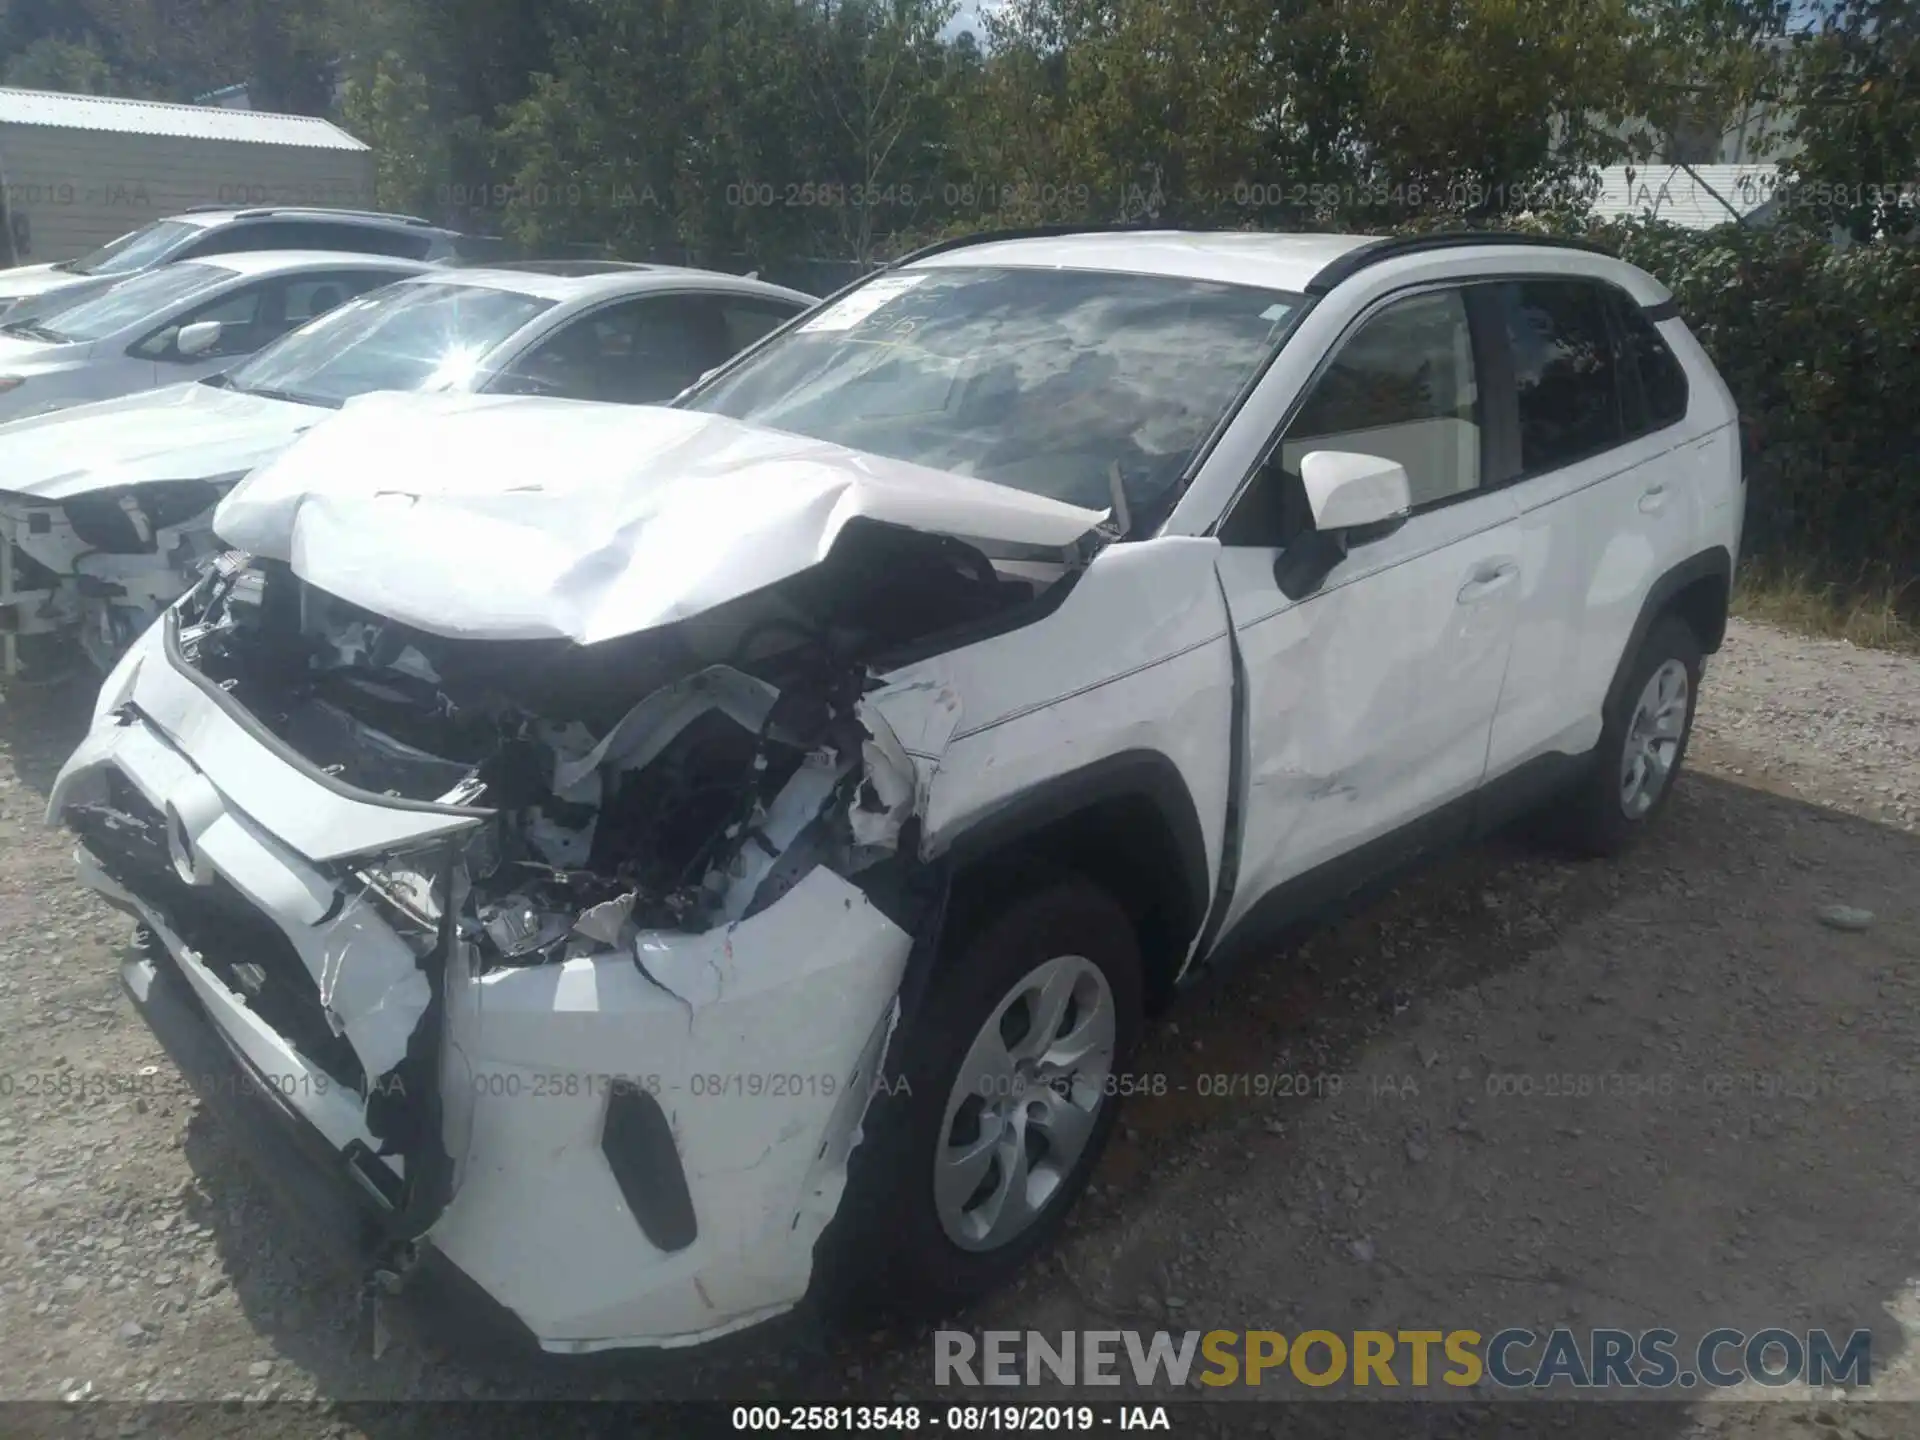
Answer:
xmin=1210 ymin=285 xmax=1524 ymax=938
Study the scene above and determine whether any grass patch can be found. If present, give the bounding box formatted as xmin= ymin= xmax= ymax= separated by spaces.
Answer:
xmin=1732 ymin=560 xmax=1920 ymax=653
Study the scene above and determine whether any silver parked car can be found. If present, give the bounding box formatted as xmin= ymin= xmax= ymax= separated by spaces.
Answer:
xmin=0 ymin=250 xmax=433 ymax=424
xmin=0 ymin=205 xmax=471 ymax=318
xmin=0 ymin=260 xmax=816 ymax=672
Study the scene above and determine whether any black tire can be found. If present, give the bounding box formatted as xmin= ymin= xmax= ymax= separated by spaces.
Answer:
xmin=1554 ymin=614 xmax=1703 ymax=857
xmin=814 ymin=874 xmax=1143 ymax=1318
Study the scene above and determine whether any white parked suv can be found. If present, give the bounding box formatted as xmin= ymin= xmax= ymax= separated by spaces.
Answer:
xmin=49 ymin=228 xmax=1742 ymax=1355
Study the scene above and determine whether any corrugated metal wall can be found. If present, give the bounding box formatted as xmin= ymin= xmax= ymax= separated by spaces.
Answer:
xmin=0 ymin=126 xmax=376 ymax=262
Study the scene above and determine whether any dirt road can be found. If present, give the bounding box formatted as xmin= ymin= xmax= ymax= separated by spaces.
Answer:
xmin=2 ymin=617 xmax=1916 ymax=1438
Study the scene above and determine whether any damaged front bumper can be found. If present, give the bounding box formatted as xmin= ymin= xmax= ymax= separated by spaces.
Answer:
xmin=51 ymin=617 xmax=920 ymax=1351
xmin=0 ymin=488 xmax=224 ymax=675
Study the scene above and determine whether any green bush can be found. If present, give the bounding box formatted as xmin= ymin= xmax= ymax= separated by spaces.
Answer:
xmin=1512 ymin=216 xmax=1920 ymax=598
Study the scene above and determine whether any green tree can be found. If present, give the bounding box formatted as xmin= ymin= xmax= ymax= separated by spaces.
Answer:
xmin=1 ymin=34 xmax=120 ymax=92
xmin=959 ymin=0 xmax=1783 ymax=230
xmin=338 ymin=51 xmax=445 ymax=215
xmin=1781 ymin=0 xmax=1920 ymax=240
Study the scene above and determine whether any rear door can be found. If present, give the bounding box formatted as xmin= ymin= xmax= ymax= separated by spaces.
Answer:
xmin=1211 ymin=284 xmax=1524 ymax=935
xmin=1482 ymin=279 xmax=1702 ymax=784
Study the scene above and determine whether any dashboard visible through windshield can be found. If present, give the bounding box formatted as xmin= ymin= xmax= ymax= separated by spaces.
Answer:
xmin=685 ymin=264 xmax=1307 ymax=527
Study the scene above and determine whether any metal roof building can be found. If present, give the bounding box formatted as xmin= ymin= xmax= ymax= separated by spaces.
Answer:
xmin=1589 ymin=164 xmax=1782 ymax=230
xmin=0 ymin=87 xmax=367 ymax=149
xmin=0 ymin=86 xmax=375 ymax=263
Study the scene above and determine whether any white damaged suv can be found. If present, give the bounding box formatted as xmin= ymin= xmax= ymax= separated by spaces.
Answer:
xmin=49 ymin=228 xmax=1742 ymax=1353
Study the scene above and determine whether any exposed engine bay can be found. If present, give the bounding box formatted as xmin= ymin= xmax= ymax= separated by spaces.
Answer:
xmin=168 ymin=516 xmax=1069 ymax=976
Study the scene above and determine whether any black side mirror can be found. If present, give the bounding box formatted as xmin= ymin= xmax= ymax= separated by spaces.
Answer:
xmin=1272 ymin=514 xmax=1410 ymax=600
xmin=1274 ymin=529 xmax=1347 ymax=600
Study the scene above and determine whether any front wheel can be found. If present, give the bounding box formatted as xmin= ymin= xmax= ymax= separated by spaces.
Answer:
xmin=1556 ymin=614 xmax=1703 ymax=856
xmin=815 ymin=876 xmax=1143 ymax=1316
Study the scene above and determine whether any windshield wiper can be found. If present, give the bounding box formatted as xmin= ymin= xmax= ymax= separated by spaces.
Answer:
xmin=198 ymin=373 xmax=235 ymax=390
xmin=1 ymin=319 xmax=65 ymax=342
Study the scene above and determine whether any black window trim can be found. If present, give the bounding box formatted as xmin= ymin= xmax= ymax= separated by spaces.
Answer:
xmin=1211 ymin=278 xmax=1503 ymax=545
xmin=1604 ymin=289 xmax=1651 ymax=439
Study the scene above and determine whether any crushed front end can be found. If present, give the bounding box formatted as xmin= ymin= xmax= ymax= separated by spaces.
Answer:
xmin=49 ymin=547 xmax=969 ymax=1350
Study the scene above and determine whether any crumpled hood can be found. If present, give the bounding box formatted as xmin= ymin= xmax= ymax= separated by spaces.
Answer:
xmin=0 ymin=383 xmax=320 ymax=502
xmin=214 ymin=390 xmax=1109 ymax=644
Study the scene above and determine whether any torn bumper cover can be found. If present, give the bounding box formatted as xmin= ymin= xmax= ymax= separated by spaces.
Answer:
xmin=50 ymin=609 xmax=921 ymax=1351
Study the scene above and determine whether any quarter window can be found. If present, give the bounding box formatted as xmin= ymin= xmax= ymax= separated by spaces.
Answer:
xmin=1612 ymin=298 xmax=1689 ymax=433
xmin=1495 ymin=281 xmax=1624 ymax=473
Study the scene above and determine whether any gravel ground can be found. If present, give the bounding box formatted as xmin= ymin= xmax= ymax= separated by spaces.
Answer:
xmin=1 ymin=616 xmax=1916 ymax=1439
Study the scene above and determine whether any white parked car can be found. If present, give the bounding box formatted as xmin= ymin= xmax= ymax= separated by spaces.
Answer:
xmin=49 ymin=228 xmax=1742 ymax=1354
xmin=0 ymin=249 xmax=433 ymax=423
xmin=0 ymin=205 xmax=471 ymax=318
xmin=0 ymin=262 xmax=813 ymax=672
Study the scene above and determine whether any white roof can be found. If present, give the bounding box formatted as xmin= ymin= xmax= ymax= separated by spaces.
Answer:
xmin=1591 ymin=165 xmax=1780 ymax=230
xmin=406 ymin=265 xmax=817 ymax=307
xmin=187 ymin=250 xmax=434 ymax=279
xmin=909 ymin=230 xmax=1376 ymax=293
xmin=0 ymin=86 xmax=368 ymax=151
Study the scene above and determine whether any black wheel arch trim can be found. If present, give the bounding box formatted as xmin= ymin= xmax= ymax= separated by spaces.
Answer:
xmin=1606 ymin=546 xmax=1731 ymax=719
xmin=932 ymin=748 xmax=1213 ymax=958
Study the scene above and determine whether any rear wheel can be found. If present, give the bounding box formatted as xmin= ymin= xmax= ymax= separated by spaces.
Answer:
xmin=816 ymin=875 xmax=1142 ymax=1315
xmin=1556 ymin=615 xmax=1702 ymax=856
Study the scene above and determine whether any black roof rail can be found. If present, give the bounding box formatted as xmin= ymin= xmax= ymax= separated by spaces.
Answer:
xmin=1303 ymin=230 xmax=1618 ymax=296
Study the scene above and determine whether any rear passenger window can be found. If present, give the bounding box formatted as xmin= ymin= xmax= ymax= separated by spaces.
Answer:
xmin=261 ymin=222 xmax=431 ymax=258
xmin=1495 ymin=281 xmax=1623 ymax=474
xmin=182 ymin=221 xmax=430 ymax=260
xmin=1613 ymin=298 xmax=1689 ymax=432
xmin=181 ymin=223 xmax=292 ymax=258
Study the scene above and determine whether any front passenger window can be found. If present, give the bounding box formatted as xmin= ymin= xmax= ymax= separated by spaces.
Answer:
xmin=135 ymin=283 xmax=269 ymax=359
xmin=1219 ymin=289 xmax=1480 ymax=546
